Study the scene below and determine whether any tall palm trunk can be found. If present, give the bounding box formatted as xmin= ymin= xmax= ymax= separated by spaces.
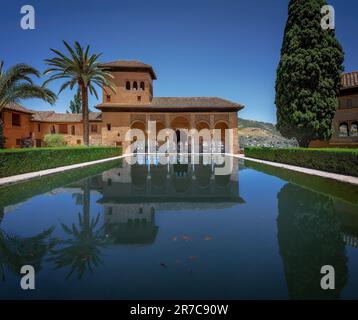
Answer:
xmin=82 ymin=179 xmax=91 ymax=234
xmin=80 ymin=83 xmax=90 ymax=146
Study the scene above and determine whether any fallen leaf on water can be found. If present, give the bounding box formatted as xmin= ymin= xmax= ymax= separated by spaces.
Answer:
xmin=203 ymin=235 xmax=214 ymax=241
xmin=188 ymin=256 xmax=197 ymax=261
xmin=182 ymin=235 xmax=192 ymax=241
xmin=172 ymin=235 xmax=177 ymax=241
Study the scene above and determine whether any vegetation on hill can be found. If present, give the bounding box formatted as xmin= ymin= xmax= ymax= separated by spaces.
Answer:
xmin=238 ymin=118 xmax=298 ymax=148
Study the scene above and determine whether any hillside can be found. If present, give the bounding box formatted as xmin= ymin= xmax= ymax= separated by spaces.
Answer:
xmin=238 ymin=118 xmax=298 ymax=148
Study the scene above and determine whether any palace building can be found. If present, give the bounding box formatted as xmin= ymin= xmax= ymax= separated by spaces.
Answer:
xmin=331 ymin=71 xmax=358 ymax=147
xmin=1 ymin=60 xmax=244 ymax=153
xmin=310 ymin=71 xmax=358 ymax=148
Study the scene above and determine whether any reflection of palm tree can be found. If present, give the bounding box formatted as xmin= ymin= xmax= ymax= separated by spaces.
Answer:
xmin=277 ymin=183 xmax=348 ymax=299
xmin=50 ymin=180 xmax=108 ymax=279
xmin=0 ymin=226 xmax=55 ymax=282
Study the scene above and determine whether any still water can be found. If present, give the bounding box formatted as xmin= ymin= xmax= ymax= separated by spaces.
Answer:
xmin=0 ymin=155 xmax=358 ymax=299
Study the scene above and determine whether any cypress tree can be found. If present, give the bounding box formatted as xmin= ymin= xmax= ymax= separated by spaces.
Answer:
xmin=275 ymin=0 xmax=344 ymax=147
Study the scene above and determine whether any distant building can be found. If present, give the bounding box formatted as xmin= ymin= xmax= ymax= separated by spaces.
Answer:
xmin=331 ymin=71 xmax=358 ymax=147
xmin=1 ymin=60 xmax=244 ymax=152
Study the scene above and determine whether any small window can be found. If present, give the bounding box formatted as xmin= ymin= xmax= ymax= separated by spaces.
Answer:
xmin=107 ymin=178 xmax=112 ymax=186
xmin=59 ymin=124 xmax=68 ymax=134
xmin=16 ymin=139 xmax=21 ymax=146
xmin=351 ymin=123 xmax=358 ymax=137
xmin=107 ymin=123 xmax=111 ymax=131
xmin=91 ymin=124 xmax=98 ymax=133
xmin=12 ymin=113 xmax=21 ymax=126
xmin=339 ymin=123 xmax=349 ymax=137
xmin=140 ymin=81 xmax=145 ymax=91
xmin=126 ymin=81 xmax=131 ymax=90
xmin=76 ymin=139 xmax=81 ymax=145
xmin=71 ymin=126 xmax=75 ymax=135
xmin=106 ymin=95 xmax=111 ymax=102
xmin=133 ymin=81 xmax=138 ymax=91
xmin=51 ymin=125 xmax=56 ymax=134
xmin=38 ymin=123 xmax=41 ymax=132
xmin=137 ymin=96 xmax=141 ymax=102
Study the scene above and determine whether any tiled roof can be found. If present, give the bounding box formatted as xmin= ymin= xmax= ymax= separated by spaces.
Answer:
xmin=341 ymin=71 xmax=358 ymax=89
xmin=152 ymin=97 xmax=243 ymax=108
xmin=3 ymin=102 xmax=34 ymax=114
xmin=96 ymin=97 xmax=244 ymax=112
xmin=100 ymin=60 xmax=157 ymax=79
xmin=32 ymin=111 xmax=102 ymax=123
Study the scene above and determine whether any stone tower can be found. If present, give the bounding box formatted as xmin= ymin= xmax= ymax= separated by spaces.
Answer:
xmin=100 ymin=60 xmax=157 ymax=105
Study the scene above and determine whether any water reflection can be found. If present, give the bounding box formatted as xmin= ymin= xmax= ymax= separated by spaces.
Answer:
xmin=277 ymin=183 xmax=348 ymax=299
xmin=1 ymin=155 xmax=358 ymax=298
xmin=49 ymin=180 xmax=109 ymax=279
xmin=0 ymin=227 xmax=55 ymax=282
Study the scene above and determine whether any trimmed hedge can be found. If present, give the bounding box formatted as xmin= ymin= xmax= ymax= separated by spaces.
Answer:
xmin=245 ymin=147 xmax=358 ymax=177
xmin=0 ymin=146 xmax=122 ymax=178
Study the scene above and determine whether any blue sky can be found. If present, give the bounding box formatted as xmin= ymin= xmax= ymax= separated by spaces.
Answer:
xmin=1 ymin=0 xmax=357 ymax=123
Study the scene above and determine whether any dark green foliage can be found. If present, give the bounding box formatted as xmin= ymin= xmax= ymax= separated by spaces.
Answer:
xmin=67 ymin=90 xmax=82 ymax=114
xmin=245 ymin=147 xmax=358 ymax=177
xmin=0 ymin=119 xmax=5 ymax=149
xmin=275 ymin=0 xmax=344 ymax=147
xmin=0 ymin=146 xmax=122 ymax=178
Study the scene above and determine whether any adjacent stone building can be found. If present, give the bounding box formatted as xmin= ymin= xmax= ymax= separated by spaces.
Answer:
xmin=331 ymin=71 xmax=358 ymax=147
xmin=1 ymin=60 xmax=244 ymax=153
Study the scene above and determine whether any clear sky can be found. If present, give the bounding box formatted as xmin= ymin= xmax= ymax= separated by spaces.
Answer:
xmin=1 ymin=0 xmax=357 ymax=123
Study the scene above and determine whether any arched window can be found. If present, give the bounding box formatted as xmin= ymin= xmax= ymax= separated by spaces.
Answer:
xmin=133 ymin=81 xmax=138 ymax=91
xmin=350 ymin=122 xmax=358 ymax=137
xmin=126 ymin=81 xmax=131 ymax=90
xmin=140 ymin=81 xmax=145 ymax=91
xmin=339 ymin=123 xmax=349 ymax=137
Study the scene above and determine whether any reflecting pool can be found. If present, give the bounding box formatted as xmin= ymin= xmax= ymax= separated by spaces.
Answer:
xmin=0 ymin=155 xmax=358 ymax=299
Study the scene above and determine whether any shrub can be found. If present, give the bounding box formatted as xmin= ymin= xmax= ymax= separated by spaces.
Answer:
xmin=245 ymin=147 xmax=358 ymax=177
xmin=0 ymin=146 xmax=122 ymax=178
xmin=44 ymin=134 xmax=66 ymax=147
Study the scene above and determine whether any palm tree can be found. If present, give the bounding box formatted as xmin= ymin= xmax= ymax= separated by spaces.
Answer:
xmin=44 ymin=41 xmax=116 ymax=146
xmin=0 ymin=61 xmax=56 ymax=148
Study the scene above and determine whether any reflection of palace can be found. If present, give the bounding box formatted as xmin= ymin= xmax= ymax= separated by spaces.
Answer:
xmin=85 ymin=156 xmax=243 ymax=244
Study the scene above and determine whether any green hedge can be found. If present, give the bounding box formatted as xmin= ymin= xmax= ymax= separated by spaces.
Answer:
xmin=0 ymin=146 xmax=122 ymax=178
xmin=245 ymin=147 xmax=358 ymax=177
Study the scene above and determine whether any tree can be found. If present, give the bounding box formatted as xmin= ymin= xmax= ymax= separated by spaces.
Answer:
xmin=44 ymin=41 xmax=116 ymax=146
xmin=67 ymin=90 xmax=82 ymax=114
xmin=0 ymin=61 xmax=56 ymax=148
xmin=275 ymin=0 xmax=344 ymax=147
